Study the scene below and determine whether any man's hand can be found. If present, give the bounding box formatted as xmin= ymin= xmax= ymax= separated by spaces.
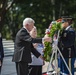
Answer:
xmin=39 ymin=55 xmax=44 ymax=60
xmin=43 ymin=36 xmax=52 ymax=42
xmin=39 ymin=55 xmax=45 ymax=65
xmin=33 ymin=43 xmax=38 ymax=48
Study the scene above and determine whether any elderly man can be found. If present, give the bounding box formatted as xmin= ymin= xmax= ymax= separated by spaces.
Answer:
xmin=12 ymin=18 xmax=51 ymax=75
xmin=58 ymin=16 xmax=76 ymax=75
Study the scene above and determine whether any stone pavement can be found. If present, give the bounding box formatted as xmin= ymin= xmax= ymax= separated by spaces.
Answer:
xmin=1 ymin=56 xmax=16 ymax=75
xmin=1 ymin=39 xmax=76 ymax=75
xmin=1 ymin=56 xmax=49 ymax=75
xmin=1 ymin=39 xmax=50 ymax=75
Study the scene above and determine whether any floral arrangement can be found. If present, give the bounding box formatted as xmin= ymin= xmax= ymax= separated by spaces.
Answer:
xmin=43 ymin=19 xmax=62 ymax=61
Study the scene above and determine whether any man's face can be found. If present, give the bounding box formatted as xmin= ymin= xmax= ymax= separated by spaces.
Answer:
xmin=30 ymin=27 xmax=37 ymax=38
xmin=61 ymin=22 xmax=69 ymax=29
xmin=26 ymin=23 xmax=34 ymax=32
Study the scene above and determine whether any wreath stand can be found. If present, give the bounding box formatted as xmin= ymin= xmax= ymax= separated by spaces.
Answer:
xmin=46 ymin=30 xmax=72 ymax=75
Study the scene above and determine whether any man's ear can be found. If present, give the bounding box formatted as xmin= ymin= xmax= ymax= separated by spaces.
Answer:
xmin=67 ymin=22 xmax=69 ymax=25
xmin=25 ymin=24 xmax=29 ymax=29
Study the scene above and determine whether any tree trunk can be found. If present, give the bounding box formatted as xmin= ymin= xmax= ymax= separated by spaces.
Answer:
xmin=0 ymin=10 xmax=6 ymax=32
xmin=0 ymin=0 xmax=14 ymax=33
xmin=51 ymin=0 xmax=55 ymax=20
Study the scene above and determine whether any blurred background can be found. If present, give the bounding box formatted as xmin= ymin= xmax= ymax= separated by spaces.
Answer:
xmin=1 ymin=1 xmax=76 ymax=75
xmin=0 ymin=0 xmax=76 ymax=40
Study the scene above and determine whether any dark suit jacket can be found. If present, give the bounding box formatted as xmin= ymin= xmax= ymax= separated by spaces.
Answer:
xmin=12 ymin=28 xmax=42 ymax=63
xmin=58 ymin=26 xmax=76 ymax=58
xmin=0 ymin=37 xmax=4 ymax=60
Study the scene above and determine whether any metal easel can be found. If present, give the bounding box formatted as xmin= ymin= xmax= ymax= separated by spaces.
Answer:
xmin=46 ymin=30 xmax=72 ymax=75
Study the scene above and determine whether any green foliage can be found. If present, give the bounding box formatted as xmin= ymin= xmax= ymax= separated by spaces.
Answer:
xmin=1 ymin=0 xmax=76 ymax=39
xmin=44 ymin=21 xmax=62 ymax=61
xmin=2 ymin=24 xmax=11 ymax=39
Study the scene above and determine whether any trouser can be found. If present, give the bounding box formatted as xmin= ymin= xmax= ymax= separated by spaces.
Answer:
xmin=0 ymin=59 xmax=3 ymax=74
xmin=58 ymin=57 xmax=75 ymax=75
xmin=16 ymin=62 xmax=29 ymax=75
xmin=28 ymin=65 xmax=42 ymax=75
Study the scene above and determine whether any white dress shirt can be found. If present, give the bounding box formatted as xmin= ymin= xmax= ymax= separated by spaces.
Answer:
xmin=29 ymin=44 xmax=44 ymax=65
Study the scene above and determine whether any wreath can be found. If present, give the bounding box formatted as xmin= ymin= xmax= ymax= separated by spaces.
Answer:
xmin=43 ymin=19 xmax=62 ymax=61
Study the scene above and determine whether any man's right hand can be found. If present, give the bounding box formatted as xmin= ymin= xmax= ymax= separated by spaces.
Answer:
xmin=43 ymin=36 xmax=52 ymax=42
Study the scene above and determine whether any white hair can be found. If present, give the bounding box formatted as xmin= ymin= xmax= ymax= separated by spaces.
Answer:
xmin=23 ymin=18 xmax=35 ymax=27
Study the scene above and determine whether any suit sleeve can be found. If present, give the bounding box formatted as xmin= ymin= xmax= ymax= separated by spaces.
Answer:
xmin=62 ymin=30 xmax=75 ymax=48
xmin=19 ymin=29 xmax=42 ymax=43
xmin=31 ymin=44 xmax=41 ymax=58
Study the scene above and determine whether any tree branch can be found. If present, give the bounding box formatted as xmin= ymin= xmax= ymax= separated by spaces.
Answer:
xmin=6 ymin=0 xmax=15 ymax=11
